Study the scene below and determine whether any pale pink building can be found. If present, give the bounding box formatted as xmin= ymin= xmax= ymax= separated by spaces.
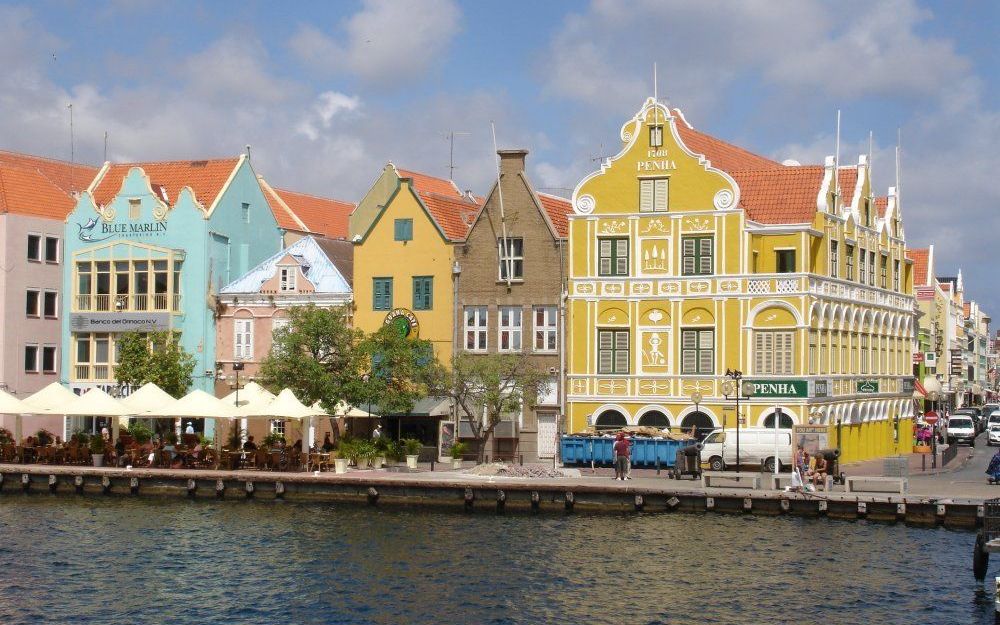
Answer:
xmin=216 ymin=235 xmax=353 ymax=443
xmin=0 ymin=151 xmax=97 ymax=439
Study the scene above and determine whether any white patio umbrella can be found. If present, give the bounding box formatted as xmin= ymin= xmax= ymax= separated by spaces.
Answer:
xmin=243 ymin=389 xmax=327 ymax=457
xmin=120 ymin=382 xmax=175 ymax=414
xmin=146 ymin=389 xmax=238 ymax=451
xmin=221 ymin=382 xmax=276 ymax=447
xmin=0 ymin=389 xmax=31 ymax=445
xmin=56 ymin=387 xmax=134 ymax=444
xmin=21 ymin=382 xmax=77 ymax=444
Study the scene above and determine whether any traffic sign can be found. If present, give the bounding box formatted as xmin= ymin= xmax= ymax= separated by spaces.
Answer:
xmin=913 ymin=352 xmax=924 ymax=363
xmin=924 ymin=411 xmax=939 ymax=425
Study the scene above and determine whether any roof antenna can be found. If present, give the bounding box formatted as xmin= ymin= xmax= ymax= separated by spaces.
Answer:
xmin=491 ymin=121 xmax=512 ymax=290
xmin=68 ymin=103 xmax=75 ymax=192
xmin=444 ymin=131 xmax=469 ymax=181
xmin=245 ymin=144 xmax=251 ymax=163
xmin=867 ymin=130 xmax=874 ymax=201
xmin=895 ymin=127 xmax=901 ymax=205
xmin=104 ymin=131 xmax=108 ymax=162
xmin=833 ymin=109 xmax=841 ymax=210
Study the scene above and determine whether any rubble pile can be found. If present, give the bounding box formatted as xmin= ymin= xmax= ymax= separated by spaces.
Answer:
xmin=464 ymin=463 xmax=567 ymax=478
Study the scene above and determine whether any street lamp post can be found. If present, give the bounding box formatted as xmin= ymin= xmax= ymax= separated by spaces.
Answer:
xmin=721 ymin=369 xmax=754 ymax=470
xmin=689 ymin=391 xmax=703 ymax=437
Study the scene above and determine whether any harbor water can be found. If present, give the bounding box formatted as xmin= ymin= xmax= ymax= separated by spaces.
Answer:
xmin=0 ymin=496 xmax=992 ymax=624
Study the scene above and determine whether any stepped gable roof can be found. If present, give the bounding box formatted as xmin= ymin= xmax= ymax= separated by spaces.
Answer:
xmin=0 ymin=166 xmax=80 ymax=220
xmin=220 ymin=235 xmax=351 ymax=295
xmin=90 ymin=157 xmax=241 ymax=208
xmin=262 ymin=182 xmax=354 ymax=238
xmin=538 ymin=192 xmax=572 ymax=238
xmin=907 ymin=248 xmax=930 ymax=286
xmin=730 ymin=166 xmax=825 ymax=225
xmin=0 ymin=149 xmax=98 ymax=196
xmin=396 ymin=168 xmax=463 ymax=198
xmin=416 ymin=190 xmax=481 ymax=241
xmin=671 ymin=109 xmax=780 ymax=173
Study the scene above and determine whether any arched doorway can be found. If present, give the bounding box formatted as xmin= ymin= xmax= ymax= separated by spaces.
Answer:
xmin=762 ymin=412 xmax=794 ymax=429
xmin=594 ymin=410 xmax=627 ymax=432
xmin=681 ymin=411 xmax=714 ymax=440
xmin=637 ymin=410 xmax=670 ymax=429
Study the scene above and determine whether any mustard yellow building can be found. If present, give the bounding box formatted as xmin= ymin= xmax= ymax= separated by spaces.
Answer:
xmin=352 ymin=165 xmax=480 ymax=363
xmin=566 ymin=98 xmax=916 ymax=463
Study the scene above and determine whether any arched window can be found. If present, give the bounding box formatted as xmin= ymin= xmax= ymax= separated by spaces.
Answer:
xmin=681 ymin=411 xmax=714 ymax=440
xmin=763 ymin=412 xmax=794 ymax=429
xmin=594 ymin=410 xmax=627 ymax=431
xmin=637 ymin=410 xmax=670 ymax=429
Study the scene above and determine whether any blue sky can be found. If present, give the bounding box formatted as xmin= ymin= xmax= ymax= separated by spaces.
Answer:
xmin=3 ymin=0 xmax=999 ymax=314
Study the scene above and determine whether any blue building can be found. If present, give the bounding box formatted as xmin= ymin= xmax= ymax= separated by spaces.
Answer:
xmin=60 ymin=155 xmax=283 ymax=432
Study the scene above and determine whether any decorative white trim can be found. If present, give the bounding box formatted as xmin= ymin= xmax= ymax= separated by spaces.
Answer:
xmin=634 ymin=404 xmax=675 ymax=427
xmin=746 ymin=299 xmax=805 ymax=326
xmin=592 ymin=403 xmax=633 ymax=426
xmin=575 ymin=194 xmax=596 ymax=215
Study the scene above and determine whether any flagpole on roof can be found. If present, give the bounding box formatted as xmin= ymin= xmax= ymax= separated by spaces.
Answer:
xmin=834 ymin=109 xmax=841 ymax=211
xmin=491 ymin=122 xmax=512 ymax=289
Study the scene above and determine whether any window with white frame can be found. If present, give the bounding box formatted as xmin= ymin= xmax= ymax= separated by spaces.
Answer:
xmin=44 ymin=237 xmax=59 ymax=263
xmin=279 ymin=267 xmax=296 ymax=292
xmin=860 ymin=334 xmax=869 ymax=374
xmin=41 ymin=346 xmax=57 ymax=373
xmin=639 ymin=178 xmax=668 ymax=212
xmin=464 ymin=306 xmax=487 ymax=351
xmin=829 ymin=240 xmax=838 ymax=278
xmin=808 ymin=330 xmax=818 ymax=375
xmin=498 ymin=306 xmax=522 ymax=351
xmin=234 ymin=319 xmax=253 ymax=360
xmin=498 ymin=238 xmax=524 ymax=281
xmin=681 ymin=329 xmax=714 ymax=375
xmin=129 ymin=199 xmax=141 ymax=220
xmin=754 ymin=330 xmax=794 ymax=375
xmin=24 ymin=344 xmax=39 ymax=373
xmin=597 ymin=329 xmax=629 ymax=374
xmin=533 ymin=306 xmax=557 ymax=352
xmin=269 ymin=419 xmax=285 ymax=437
xmin=272 ymin=317 xmax=290 ymax=334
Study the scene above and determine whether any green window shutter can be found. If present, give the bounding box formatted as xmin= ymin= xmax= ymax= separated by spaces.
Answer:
xmin=412 ymin=277 xmax=432 ymax=310
xmin=394 ymin=219 xmax=413 ymax=241
xmin=599 ymin=238 xmax=628 ymax=276
xmin=373 ymin=278 xmax=393 ymax=310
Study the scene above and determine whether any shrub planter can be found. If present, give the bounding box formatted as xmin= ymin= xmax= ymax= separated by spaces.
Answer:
xmin=334 ymin=458 xmax=348 ymax=474
xmin=92 ymin=454 xmax=104 ymax=468
xmin=375 ymin=455 xmax=386 ymax=469
xmin=452 ymin=458 xmax=463 ymax=470
xmin=406 ymin=455 xmax=419 ymax=469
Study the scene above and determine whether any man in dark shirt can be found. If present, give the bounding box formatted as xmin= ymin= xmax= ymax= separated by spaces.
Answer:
xmin=613 ymin=433 xmax=631 ymax=481
xmin=243 ymin=435 xmax=258 ymax=452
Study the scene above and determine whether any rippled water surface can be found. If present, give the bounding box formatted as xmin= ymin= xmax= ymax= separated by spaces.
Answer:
xmin=0 ymin=495 xmax=992 ymax=624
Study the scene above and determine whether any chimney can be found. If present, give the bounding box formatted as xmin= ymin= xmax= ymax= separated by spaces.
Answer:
xmin=498 ymin=149 xmax=528 ymax=177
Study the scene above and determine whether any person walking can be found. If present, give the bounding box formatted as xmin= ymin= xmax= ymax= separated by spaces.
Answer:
xmin=613 ymin=433 xmax=631 ymax=481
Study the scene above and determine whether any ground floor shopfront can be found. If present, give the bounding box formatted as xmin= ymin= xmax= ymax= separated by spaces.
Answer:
xmin=567 ymin=376 xmax=915 ymax=464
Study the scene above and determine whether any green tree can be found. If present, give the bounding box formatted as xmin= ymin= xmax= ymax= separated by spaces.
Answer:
xmin=450 ymin=353 xmax=546 ymax=464
xmin=356 ymin=325 xmax=446 ymax=415
xmin=114 ymin=331 xmax=196 ymax=398
xmin=259 ymin=305 xmax=365 ymax=412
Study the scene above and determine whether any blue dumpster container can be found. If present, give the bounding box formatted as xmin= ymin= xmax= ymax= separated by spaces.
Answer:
xmin=560 ymin=436 xmax=696 ymax=467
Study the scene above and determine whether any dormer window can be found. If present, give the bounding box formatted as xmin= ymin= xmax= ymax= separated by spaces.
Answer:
xmin=649 ymin=125 xmax=663 ymax=148
xmin=279 ymin=267 xmax=296 ymax=292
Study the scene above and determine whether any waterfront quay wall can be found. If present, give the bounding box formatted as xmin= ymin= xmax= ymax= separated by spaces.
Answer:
xmin=0 ymin=465 xmax=985 ymax=529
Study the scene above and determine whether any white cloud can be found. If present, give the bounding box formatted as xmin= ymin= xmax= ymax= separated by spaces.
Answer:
xmin=290 ymin=0 xmax=461 ymax=85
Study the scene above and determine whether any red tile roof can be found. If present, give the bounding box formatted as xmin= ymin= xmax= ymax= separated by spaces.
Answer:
xmin=671 ymin=110 xmax=780 ymax=173
xmin=538 ymin=192 xmax=572 ymax=238
xmin=837 ymin=167 xmax=858 ymax=208
xmin=907 ymin=248 xmax=929 ymax=286
xmin=0 ymin=149 xmax=97 ymax=196
xmin=730 ymin=166 xmax=825 ymax=224
xmin=396 ymin=168 xmax=462 ymax=198
xmin=90 ymin=157 xmax=241 ymax=209
xmin=417 ymin=190 xmax=480 ymax=241
xmin=268 ymin=187 xmax=354 ymax=239
xmin=0 ymin=166 xmax=80 ymax=220
xmin=964 ymin=302 xmax=972 ymax=317
xmin=874 ymin=196 xmax=888 ymax=218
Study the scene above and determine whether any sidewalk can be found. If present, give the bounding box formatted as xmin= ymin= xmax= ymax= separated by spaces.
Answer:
xmin=843 ymin=446 xmax=971 ymax=478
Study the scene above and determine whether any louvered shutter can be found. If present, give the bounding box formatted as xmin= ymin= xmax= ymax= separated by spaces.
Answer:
xmin=682 ymin=239 xmax=696 ymax=275
xmin=698 ymin=330 xmax=714 ymax=373
xmin=699 ymin=238 xmax=713 ymax=274
xmin=599 ymin=240 xmax=612 ymax=276
xmin=598 ymin=331 xmax=613 ymax=373
xmin=614 ymin=330 xmax=629 ymax=373
xmin=754 ymin=332 xmax=766 ymax=373
xmin=639 ymin=180 xmax=653 ymax=212
xmin=654 ymin=179 xmax=668 ymax=211
xmin=681 ymin=330 xmax=696 ymax=373
xmin=614 ymin=239 xmax=628 ymax=276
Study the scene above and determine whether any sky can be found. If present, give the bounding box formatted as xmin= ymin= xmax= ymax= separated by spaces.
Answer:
xmin=2 ymin=0 xmax=999 ymax=314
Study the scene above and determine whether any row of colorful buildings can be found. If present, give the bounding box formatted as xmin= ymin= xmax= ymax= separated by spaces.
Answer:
xmin=0 ymin=97 xmax=993 ymax=463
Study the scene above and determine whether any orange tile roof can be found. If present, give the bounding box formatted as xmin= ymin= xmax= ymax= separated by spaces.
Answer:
xmin=0 ymin=166 xmax=80 ymax=220
xmin=671 ymin=110 xmax=780 ymax=173
xmin=270 ymin=187 xmax=354 ymax=239
xmin=90 ymin=157 xmax=241 ymax=208
xmin=396 ymin=168 xmax=462 ymax=198
xmin=730 ymin=166 xmax=825 ymax=224
xmin=417 ymin=190 xmax=480 ymax=241
xmin=837 ymin=167 xmax=858 ymax=207
xmin=538 ymin=192 xmax=572 ymax=238
xmin=0 ymin=149 xmax=97 ymax=196
xmin=964 ymin=302 xmax=972 ymax=317
xmin=907 ymin=248 xmax=929 ymax=286
xmin=874 ymin=196 xmax=888 ymax=218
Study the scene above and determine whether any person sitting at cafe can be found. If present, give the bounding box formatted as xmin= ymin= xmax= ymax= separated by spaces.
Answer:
xmin=243 ymin=435 xmax=258 ymax=452
xmin=322 ymin=433 xmax=334 ymax=452
xmin=291 ymin=439 xmax=302 ymax=455
xmin=810 ymin=453 xmax=829 ymax=490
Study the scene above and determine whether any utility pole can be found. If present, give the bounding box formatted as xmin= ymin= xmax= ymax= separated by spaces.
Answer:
xmin=68 ymin=103 xmax=75 ymax=192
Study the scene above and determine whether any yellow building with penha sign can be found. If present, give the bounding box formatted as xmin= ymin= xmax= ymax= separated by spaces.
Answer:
xmin=565 ymin=98 xmax=916 ymax=463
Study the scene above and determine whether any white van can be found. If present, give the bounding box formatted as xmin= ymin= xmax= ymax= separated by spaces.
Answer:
xmin=701 ymin=428 xmax=793 ymax=472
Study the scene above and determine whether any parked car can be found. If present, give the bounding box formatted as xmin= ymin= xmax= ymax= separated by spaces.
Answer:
xmin=946 ymin=416 xmax=977 ymax=446
xmin=953 ymin=408 xmax=983 ymax=433
xmin=987 ymin=410 xmax=1000 ymax=429
xmin=701 ymin=428 xmax=793 ymax=472
xmin=988 ymin=424 xmax=1000 ymax=447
